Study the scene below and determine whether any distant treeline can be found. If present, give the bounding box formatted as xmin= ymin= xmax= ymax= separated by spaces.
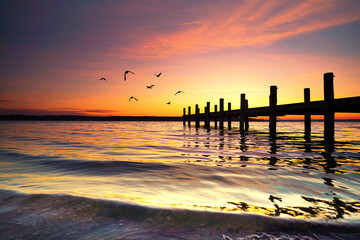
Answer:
xmin=0 ymin=115 xmax=182 ymax=121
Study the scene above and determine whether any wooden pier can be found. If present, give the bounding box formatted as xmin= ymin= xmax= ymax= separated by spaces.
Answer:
xmin=182 ymin=72 xmax=360 ymax=152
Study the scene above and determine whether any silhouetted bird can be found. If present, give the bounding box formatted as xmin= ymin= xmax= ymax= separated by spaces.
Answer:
xmin=129 ymin=96 xmax=138 ymax=102
xmin=175 ymin=91 xmax=184 ymax=95
xmin=146 ymin=85 xmax=155 ymax=89
xmin=124 ymin=70 xmax=135 ymax=81
xmin=100 ymin=77 xmax=106 ymax=81
xmin=154 ymin=72 xmax=162 ymax=77
xmin=166 ymin=101 xmax=171 ymax=104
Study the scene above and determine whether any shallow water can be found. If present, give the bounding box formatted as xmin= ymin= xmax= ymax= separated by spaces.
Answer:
xmin=0 ymin=121 xmax=359 ymax=239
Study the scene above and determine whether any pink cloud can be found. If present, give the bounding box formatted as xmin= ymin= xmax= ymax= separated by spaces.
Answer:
xmin=115 ymin=0 xmax=360 ymax=59
xmin=176 ymin=21 xmax=202 ymax=26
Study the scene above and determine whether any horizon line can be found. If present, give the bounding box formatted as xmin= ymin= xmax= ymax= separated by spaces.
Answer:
xmin=1 ymin=114 xmax=359 ymax=122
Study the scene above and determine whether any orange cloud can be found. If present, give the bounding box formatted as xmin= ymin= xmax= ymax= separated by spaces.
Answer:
xmin=118 ymin=0 xmax=360 ymax=59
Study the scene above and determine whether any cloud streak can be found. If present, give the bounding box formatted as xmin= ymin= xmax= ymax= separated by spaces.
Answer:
xmin=176 ymin=21 xmax=202 ymax=26
xmin=118 ymin=0 xmax=360 ymax=59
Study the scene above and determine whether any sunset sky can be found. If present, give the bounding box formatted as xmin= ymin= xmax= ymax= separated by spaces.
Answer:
xmin=1 ymin=0 xmax=359 ymax=118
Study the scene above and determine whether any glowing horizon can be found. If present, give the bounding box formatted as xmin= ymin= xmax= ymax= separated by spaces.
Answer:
xmin=1 ymin=0 xmax=359 ymax=119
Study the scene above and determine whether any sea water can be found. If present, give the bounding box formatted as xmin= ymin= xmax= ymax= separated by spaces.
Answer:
xmin=0 ymin=121 xmax=359 ymax=239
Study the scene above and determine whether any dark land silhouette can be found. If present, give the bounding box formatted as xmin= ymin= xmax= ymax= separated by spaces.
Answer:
xmin=0 ymin=115 xmax=182 ymax=121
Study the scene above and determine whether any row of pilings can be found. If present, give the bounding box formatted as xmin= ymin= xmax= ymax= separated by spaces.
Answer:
xmin=183 ymin=72 xmax=339 ymax=152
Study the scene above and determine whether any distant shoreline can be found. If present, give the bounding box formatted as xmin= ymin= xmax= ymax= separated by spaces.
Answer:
xmin=0 ymin=115 xmax=359 ymax=122
xmin=0 ymin=115 xmax=182 ymax=121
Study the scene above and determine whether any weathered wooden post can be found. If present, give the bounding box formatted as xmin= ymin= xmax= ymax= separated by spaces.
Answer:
xmin=304 ymin=88 xmax=311 ymax=139
xmin=206 ymin=102 xmax=210 ymax=129
xmin=214 ymin=105 xmax=218 ymax=129
xmin=228 ymin=102 xmax=232 ymax=130
xmin=324 ymin=72 xmax=335 ymax=152
xmin=245 ymin=99 xmax=249 ymax=132
xmin=195 ymin=104 xmax=200 ymax=128
xmin=188 ymin=106 xmax=191 ymax=127
xmin=204 ymin=106 xmax=207 ymax=127
xmin=183 ymin=108 xmax=186 ymax=126
xmin=240 ymin=94 xmax=246 ymax=133
xmin=269 ymin=86 xmax=277 ymax=139
xmin=219 ymin=98 xmax=224 ymax=130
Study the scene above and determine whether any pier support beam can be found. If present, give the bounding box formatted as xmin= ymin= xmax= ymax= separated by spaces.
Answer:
xmin=183 ymin=108 xmax=186 ymax=126
xmin=269 ymin=86 xmax=277 ymax=140
xmin=240 ymin=94 xmax=246 ymax=134
xmin=324 ymin=72 xmax=335 ymax=152
xmin=219 ymin=98 xmax=224 ymax=130
xmin=245 ymin=99 xmax=249 ymax=132
xmin=188 ymin=106 xmax=191 ymax=127
xmin=205 ymin=102 xmax=210 ymax=130
xmin=204 ymin=106 xmax=207 ymax=127
xmin=195 ymin=104 xmax=200 ymax=128
xmin=304 ymin=88 xmax=311 ymax=139
xmin=228 ymin=102 xmax=232 ymax=130
xmin=214 ymin=105 xmax=218 ymax=129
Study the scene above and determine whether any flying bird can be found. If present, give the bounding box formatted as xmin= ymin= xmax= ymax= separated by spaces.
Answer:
xmin=146 ymin=85 xmax=155 ymax=89
xmin=129 ymin=96 xmax=138 ymax=102
xmin=166 ymin=101 xmax=171 ymax=105
xmin=99 ymin=77 xmax=106 ymax=81
xmin=175 ymin=91 xmax=184 ymax=95
xmin=154 ymin=72 xmax=162 ymax=77
xmin=124 ymin=70 xmax=135 ymax=81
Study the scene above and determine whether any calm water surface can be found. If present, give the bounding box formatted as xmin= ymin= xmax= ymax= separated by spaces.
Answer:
xmin=0 ymin=121 xmax=359 ymax=239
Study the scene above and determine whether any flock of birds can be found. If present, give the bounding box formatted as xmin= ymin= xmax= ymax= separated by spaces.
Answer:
xmin=99 ymin=71 xmax=184 ymax=104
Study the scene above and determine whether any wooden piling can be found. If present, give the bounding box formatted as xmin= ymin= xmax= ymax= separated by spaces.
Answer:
xmin=204 ymin=106 xmax=207 ymax=127
xmin=214 ymin=105 xmax=218 ymax=129
xmin=240 ymin=94 xmax=246 ymax=133
xmin=269 ymin=86 xmax=277 ymax=139
xmin=195 ymin=104 xmax=200 ymax=128
xmin=228 ymin=102 xmax=232 ymax=130
xmin=188 ymin=106 xmax=191 ymax=127
xmin=324 ymin=72 xmax=334 ymax=152
xmin=304 ymin=88 xmax=311 ymax=139
xmin=219 ymin=98 xmax=224 ymax=130
xmin=182 ymin=71 xmax=360 ymax=147
xmin=245 ymin=99 xmax=249 ymax=132
xmin=206 ymin=102 xmax=210 ymax=129
xmin=183 ymin=108 xmax=186 ymax=126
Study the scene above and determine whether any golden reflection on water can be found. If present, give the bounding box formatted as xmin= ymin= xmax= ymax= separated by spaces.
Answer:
xmin=1 ymin=175 xmax=360 ymax=221
xmin=0 ymin=121 xmax=360 ymax=221
xmin=227 ymin=195 xmax=360 ymax=220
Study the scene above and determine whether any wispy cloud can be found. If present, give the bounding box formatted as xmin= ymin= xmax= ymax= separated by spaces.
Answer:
xmin=118 ymin=0 xmax=360 ymax=59
xmin=176 ymin=21 xmax=202 ymax=26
